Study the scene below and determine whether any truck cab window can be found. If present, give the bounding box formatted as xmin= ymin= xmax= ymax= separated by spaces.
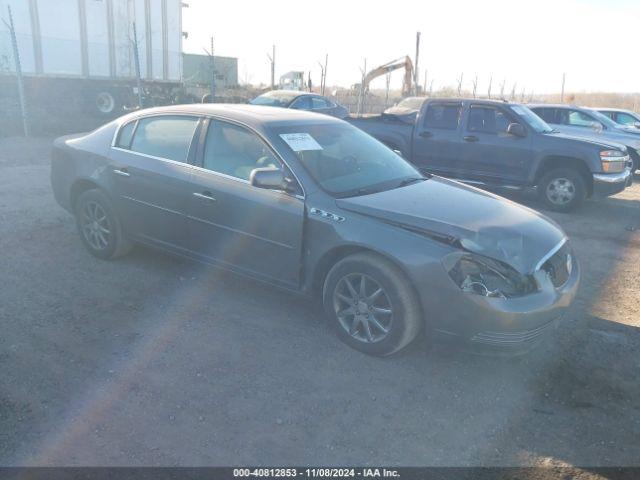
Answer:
xmin=467 ymin=106 xmax=513 ymax=134
xmin=423 ymin=103 xmax=462 ymax=130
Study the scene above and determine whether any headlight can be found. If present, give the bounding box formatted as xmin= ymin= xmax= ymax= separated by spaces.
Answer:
xmin=442 ymin=253 xmax=537 ymax=299
xmin=600 ymin=150 xmax=628 ymax=173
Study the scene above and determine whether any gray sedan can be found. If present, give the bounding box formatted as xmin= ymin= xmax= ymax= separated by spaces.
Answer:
xmin=250 ymin=90 xmax=349 ymax=118
xmin=51 ymin=105 xmax=579 ymax=356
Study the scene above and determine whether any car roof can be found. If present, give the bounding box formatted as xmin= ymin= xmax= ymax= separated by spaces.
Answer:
xmin=429 ymin=97 xmax=518 ymax=107
xmin=119 ymin=103 xmax=339 ymax=128
xmin=595 ymin=107 xmax=633 ymax=113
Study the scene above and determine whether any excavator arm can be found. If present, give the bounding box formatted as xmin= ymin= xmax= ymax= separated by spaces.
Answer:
xmin=362 ymin=56 xmax=414 ymax=96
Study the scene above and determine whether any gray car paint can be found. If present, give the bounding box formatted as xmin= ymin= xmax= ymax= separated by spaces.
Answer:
xmin=51 ymin=104 xmax=579 ymax=347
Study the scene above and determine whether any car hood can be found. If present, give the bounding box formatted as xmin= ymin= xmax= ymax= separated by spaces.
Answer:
xmin=552 ymin=125 xmax=640 ymax=150
xmin=546 ymin=131 xmax=627 ymax=150
xmin=335 ymin=177 xmax=566 ymax=275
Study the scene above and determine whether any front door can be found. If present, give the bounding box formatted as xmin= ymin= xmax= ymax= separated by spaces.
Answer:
xmin=186 ymin=119 xmax=305 ymax=288
xmin=458 ymin=103 xmax=532 ymax=184
xmin=109 ymin=114 xmax=200 ymax=249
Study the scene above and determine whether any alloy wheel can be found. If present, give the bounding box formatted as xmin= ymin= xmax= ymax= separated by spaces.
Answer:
xmin=546 ymin=177 xmax=576 ymax=205
xmin=81 ymin=201 xmax=111 ymax=251
xmin=333 ymin=273 xmax=393 ymax=344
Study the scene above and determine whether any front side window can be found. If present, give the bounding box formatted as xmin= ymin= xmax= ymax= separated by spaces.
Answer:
xmin=202 ymin=120 xmax=280 ymax=181
xmin=271 ymin=122 xmax=421 ymax=198
xmin=467 ymin=106 xmax=514 ymax=134
xmin=423 ymin=103 xmax=462 ymax=130
xmin=129 ymin=116 xmax=199 ymax=162
xmin=565 ymin=110 xmax=598 ymax=127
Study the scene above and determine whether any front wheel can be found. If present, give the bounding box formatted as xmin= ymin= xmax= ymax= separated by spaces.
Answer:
xmin=537 ymin=168 xmax=586 ymax=212
xmin=75 ymin=189 xmax=132 ymax=260
xmin=322 ymin=252 xmax=422 ymax=356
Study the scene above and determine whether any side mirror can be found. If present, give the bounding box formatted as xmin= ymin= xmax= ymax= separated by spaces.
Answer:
xmin=250 ymin=167 xmax=295 ymax=193
xmin=633 ymin=121 xmax=640 ymax=129
xmin=506 ymin=123 xmax=526 ymax=137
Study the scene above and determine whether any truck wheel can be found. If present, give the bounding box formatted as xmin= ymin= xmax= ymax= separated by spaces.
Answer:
xmin=75 ymin=189 xmax=132 ymax=260
xmin=537 ymin=168 xmax=586 ymax=212
xmin=322 ymin=252 xmax=422 ymax=356
xmin=94 ymin=91 xmax=120 ymax=116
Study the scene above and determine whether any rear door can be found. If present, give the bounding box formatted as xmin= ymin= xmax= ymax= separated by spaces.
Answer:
xmin=110 ymin=115 xmax=200 ymax=249
xmin=186 ymin=118 xmax=305 ymax=288
xmin=458 ymin=103 xmax=532 ymax=184
xmin=411 ymin=101 xmax=463 ymax=176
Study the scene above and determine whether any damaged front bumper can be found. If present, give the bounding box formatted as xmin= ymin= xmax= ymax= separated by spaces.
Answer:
xmin=429 ymin=247 xmax=580 ymax=355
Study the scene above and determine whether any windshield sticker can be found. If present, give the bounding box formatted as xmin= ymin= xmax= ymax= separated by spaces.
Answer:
xmin=279 ymin=133 xmax=323 ymax=152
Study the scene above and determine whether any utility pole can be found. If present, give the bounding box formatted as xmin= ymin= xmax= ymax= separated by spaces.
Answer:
xmin=323 ymin=54 xmax=328 ymax=95
xmin=318 ymin=62 xmax=324 ymax=94
xmin=510 ymin=82 xmax=517 ymax=100
xmin=472 ymin=75 xmax=478 ymax=98
xmin=520 ymin=87 xmax=525 ymax=103
xmin=560 ymin=72 xmax=566 ymax=103
xmin=385 ymin=72 xmax=391 ymax=107
xmin=487 ymin=75 xmax=492 ymax=99
xmin=132 ymin=22 xmax=144 ymax=108
xmin=500 ymin=78 xmax=506 ymax=99
xmin=423 ymin=69 xmax=427 ymax=96
xmin=413 ymin=31 xmax=421 ymax=96
xmin=4 ymin=5 xmax=30 ymax=136
xmin=211 ymin=37 xmax=216 ymax=102
xmin=357 ymin=58 xmax=367 ymax=115
xmin=457 ymin=73 xmax=464 ymax=96
xmin=429 ymin=79 xmax=434 ymax=96
xmin=267 ymin=45 xmax=275 ymax=89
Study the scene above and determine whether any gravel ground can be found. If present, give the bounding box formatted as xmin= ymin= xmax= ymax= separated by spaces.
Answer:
xmin=0 ymin=136 xmax=639 ymax=470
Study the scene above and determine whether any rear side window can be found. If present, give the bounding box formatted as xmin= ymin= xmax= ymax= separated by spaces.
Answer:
xmin=616 ymin=112 xmax=637 ymax=125
xmin=290 ymin=96 xmax=312 ymax=110
xmin=532 ymin=108 xmax=556 ymax=123
xmin=467 ymin=106 xmax=513 ymax=134
xmin=115 ymin=121 xmax=136 ymax=148
xmin=311 ymin=97 xmax=329 ymax=109
xmin=423 ymin=103 xmax=462 ymax=130
xmin=130 ymin=116 xmax=199 ymax=162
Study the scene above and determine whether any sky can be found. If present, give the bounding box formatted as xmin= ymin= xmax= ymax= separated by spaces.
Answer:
xmin=183 ymin=0 xmax=640 ymax=94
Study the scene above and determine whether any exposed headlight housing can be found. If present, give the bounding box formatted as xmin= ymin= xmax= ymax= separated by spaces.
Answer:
xmin=443 ymin=253 xmax=537 ymax=299
xmin=600 ymin=150 xmax=629 ymax=173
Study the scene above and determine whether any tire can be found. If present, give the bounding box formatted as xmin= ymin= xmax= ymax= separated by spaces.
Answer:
xmin=93 ymin=90 xmax=120 ymax=116
xmin=75 ymin=189 xmax=132 ymax=260
xmin=322 ymin=252 xmax=422 ymax=356
xmin=537 ymin=167 xmax=586 ymax=212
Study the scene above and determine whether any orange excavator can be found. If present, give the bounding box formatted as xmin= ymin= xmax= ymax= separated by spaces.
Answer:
xmin=361 ymin=56 xmax=414 ymax=96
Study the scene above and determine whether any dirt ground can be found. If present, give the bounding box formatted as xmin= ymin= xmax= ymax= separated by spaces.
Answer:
xmin=0 ymin=136 xmax=639 ymax=471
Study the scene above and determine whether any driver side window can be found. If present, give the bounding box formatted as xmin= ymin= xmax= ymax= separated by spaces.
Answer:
xmin=202 ymin=120 xmax=280 ymax=181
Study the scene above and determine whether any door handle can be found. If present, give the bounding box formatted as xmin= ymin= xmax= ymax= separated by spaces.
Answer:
xmin=193 ymin=191 xmax=216 ymax=202
xmin=463 ymin=135 xmax=479 ymax=142
xmin=419 ymin=131 xmax=433 ymax=138
xmin=113 ymin=168 xmax=130 ymax=177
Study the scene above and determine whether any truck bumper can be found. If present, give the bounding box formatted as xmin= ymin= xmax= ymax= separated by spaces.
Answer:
xmin=592 ymin=168 xmax=632 ymax=197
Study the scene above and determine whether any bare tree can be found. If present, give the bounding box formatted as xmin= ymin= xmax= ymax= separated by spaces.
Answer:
xmin=472 ymin=75 xmax=478 ymax=98
xmin=487 ymin=75 xmax=493 ymax=99
xmin=457 ymin=73 xmax=464 ymax=96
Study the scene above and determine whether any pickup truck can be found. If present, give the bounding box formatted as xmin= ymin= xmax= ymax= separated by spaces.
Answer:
xmin=348 ymin=98 xmax=632 ymax=211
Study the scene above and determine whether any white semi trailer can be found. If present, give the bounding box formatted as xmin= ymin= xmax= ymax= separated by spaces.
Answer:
xmin=0 ymin=0 xmax=184 ymax=116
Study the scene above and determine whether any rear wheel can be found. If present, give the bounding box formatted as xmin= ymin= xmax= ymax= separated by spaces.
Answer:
xmin=322 ymin=252 xmax=422 ymax=356
xmin=537 ymin=167 xmax=586 ymax=212
xmin=75 ymin=189 xmax=132 ymax=259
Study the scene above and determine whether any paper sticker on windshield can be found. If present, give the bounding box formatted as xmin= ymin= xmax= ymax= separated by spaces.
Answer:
xmin=279 ymin=133 xmax=323 ymax=152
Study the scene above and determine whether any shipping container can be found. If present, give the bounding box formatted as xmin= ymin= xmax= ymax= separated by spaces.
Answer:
xmin=0 ymin=0 xmax=184 ymax=116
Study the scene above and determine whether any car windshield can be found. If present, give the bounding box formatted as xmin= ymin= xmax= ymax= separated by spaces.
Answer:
xmin=511 ymin=105 xmax=554 ymax=133
xmin=270 ymin=123 xmax=423 ymax=198
xmin=396 ymin=97 xmax=425 ymax=110
xmin=249 ymin=91 xmax=298 ymax=107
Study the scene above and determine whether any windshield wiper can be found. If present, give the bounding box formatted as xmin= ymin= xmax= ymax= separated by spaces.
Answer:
xmin=396 ymin=177 xmax=426 ymax=188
